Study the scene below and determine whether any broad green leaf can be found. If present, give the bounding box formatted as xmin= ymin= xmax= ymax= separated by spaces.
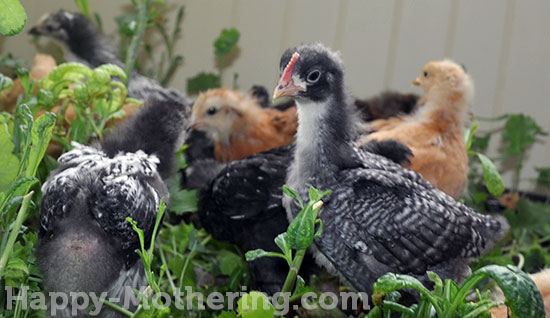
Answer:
xmin=502 ymin=114 xmax=544 ymax=156
xmin=0 ymin=0 xmax=26 ymax=36
xmin=286 ymin=204 xmax=315 ymax=250
xmin=474 ymin=265 xmax=545 ymax=318
xmin=214 ymin=28 xmax=240 ymax=56
xmin=24 ymin=112 xmax=55 ymax=178
xmin=427 ymin=271 xmax=443 ymax=297
xmin=0 ymin=73 xmax=14 ymax=93
xmin=2 ymin=177 xmax=37 ymax=205
xmin=167 ymin=174 xmax=197 ymax=214
xmin=0 ymin=113 xmax=19 ymax=193
xmin=187 ymin=72 xmax=221 ymax=94
xmin=237 ymin=291 xmax=274 ymax=318
xmin=274 ymin=232 xmax=291 ymax=259
xmin=216 ymin=250 xmax=244 ymax=276
xmin=471 ymin=134 xmax=491 ymax=152
xmin=535 ymin=167 xmax=550 ymax=187
xmin=245 ymin=249 xmax=286 ymax=262
xmin=476 ymin=153 xmax=504 ymax=197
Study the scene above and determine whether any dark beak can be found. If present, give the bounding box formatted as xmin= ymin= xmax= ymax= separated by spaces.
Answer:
xmin=29 ymin=27 xmax=41 ymax=36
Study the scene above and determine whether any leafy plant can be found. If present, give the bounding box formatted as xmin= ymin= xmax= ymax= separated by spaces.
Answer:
xmin=245 ymin=186 xmax=330 ymax=316
xmin=366 ymin=265 xmax=544 ymax=318
xmin=187 ymin=28 xmax=241 ymax=94
xmin=38 ymin=62 xmax=140 ymax=149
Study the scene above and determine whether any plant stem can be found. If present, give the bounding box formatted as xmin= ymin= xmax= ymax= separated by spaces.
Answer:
xmin=0 ymin=192 xmax=33 ymax=278
xmin=102 ymin=299 xmax=134 ymax=317
xmin=124 ymin=0 xmax=152 ymax=85
xmin=276 ymin=248 xmax=306 ymax=310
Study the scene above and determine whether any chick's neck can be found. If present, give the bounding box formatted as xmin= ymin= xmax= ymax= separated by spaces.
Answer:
xmin=292 ymin=93 xmax=359 ymax=179
xmin=417 ymin=85 xmax=470 ymax=135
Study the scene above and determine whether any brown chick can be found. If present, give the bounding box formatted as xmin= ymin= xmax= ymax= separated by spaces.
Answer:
xmin=191 ymin=88 xmax=297 ymax=162
xmin=359 ymin=59 xmax=473 ymax=198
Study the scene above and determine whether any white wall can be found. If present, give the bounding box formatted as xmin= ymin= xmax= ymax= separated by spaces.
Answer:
xmin=1 ymin=0 xmax=549 ymax=193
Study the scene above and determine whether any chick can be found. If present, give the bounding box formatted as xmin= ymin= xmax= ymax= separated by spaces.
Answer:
xmin=358 ymin=59 xmax=472 ymax=198
xmin=191 ymin=88 xmax=297 ymax=162
xmin=274 ymin=43 xmax=507 ymax=300
xmin=37 ymin=96 xmax=190 ymax=317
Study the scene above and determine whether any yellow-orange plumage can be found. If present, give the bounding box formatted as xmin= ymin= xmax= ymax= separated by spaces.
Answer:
xmin=359 ymin=60 xmax=473 ymax=198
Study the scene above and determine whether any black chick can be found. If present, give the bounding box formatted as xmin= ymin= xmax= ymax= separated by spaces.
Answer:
xmin=29 ymin=10 xmax=190 ymax=104
xmin=273 ymin=43 xmax=508 ymax=297
xmin=354 ymin=91 xmax=421 ymax=122
xmin=37 ymin=97 xmax=189 ymax=317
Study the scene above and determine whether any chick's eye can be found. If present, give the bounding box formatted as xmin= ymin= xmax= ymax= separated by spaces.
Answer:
xmin=306 ymin=70 xmax=321 ymax=83
xmin=424 ymin=71 xmax=428 ymax=78
xmin=206 ymin=107 xmax=217 ymax=115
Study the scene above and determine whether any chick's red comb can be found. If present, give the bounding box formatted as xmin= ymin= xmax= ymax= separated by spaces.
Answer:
xmin=280 ymin=52 xmax=300 ymax=83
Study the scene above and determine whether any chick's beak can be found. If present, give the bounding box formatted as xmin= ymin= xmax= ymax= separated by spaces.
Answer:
xmin=29 ymin=26 xmax=41 ymax=36
xmin=272 ymin=80 xmax=306 ymax=100
xmin=273 ymin=52 xmax=304 ymax=100
xmin=412 ymin=77 xmax=421 ymax=86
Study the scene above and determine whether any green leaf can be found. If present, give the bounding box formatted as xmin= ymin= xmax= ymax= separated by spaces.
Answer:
xmin=216 ymin=312 xmax=237 ymax=318
xmin=0 ymin=113 xmax=19 ymax=193
xmin=24 ymin=112 xmax=55 ymax=178
xmin=464 ymin=122 xmax=479 ymax=152
xmin=74 ymin=0 xmax=91 ymax=19
xmin=283 ymin=185 xmax=303 ymax=208
xmin=0 ymin=73 xmax=14 ymax=93
xmin=371 ymin=273 xmax=435 ymax=307
xmin=245 ymin=249 xmax=286 ymax=262
xmin=237 ymin=291 xmax=274 ymax=318
xmin=535 ymin=167 xmax=550 ymax=187
xmin=476 ymin=153 xmax=504 ymax=197
xmin=167 ymin=174 xmax=197 ymax=214
xmin=473 ymin=265 xmax=545 ymax=318
xmin=214 ymin=28 xmax=240 ymax=56
xmin=216 ymin=250 xmax=244 ymax=276
xmin=186 ymin=72 xmax=221 ymax=94
xmin=0 ymin=0 xmax=26 ymax=36
xmin=95 ymin=64 xmax=127 ymax=82
xmin=274 ymin=232 xmax=291 ymax=260
xmin=286 ymin=204 xmax=316 ymax=250
xmin=502 ymin=114 xmax=544 ymax=156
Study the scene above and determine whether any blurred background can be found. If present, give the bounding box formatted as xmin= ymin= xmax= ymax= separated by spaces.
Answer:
xmin=1 ymin=0 xmax=548 ymax=193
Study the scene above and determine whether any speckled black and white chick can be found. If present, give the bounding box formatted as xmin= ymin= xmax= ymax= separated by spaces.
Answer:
xmin=273 ymin=43 xmax=509 ymax=296
xmin=37 ymin=97 xmax=189 ymax=317
xmin=29 ymin=10 xmax=190 ymax=104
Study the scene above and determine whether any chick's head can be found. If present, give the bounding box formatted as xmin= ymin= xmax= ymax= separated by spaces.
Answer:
xmin=191 ymin=89 xmax=247 ymax=143
xmin=412 ymin=59 xmax=474 ymax=102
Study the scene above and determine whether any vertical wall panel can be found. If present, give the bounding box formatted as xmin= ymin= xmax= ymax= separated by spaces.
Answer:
xmin=338 ymin=0 xmax=396 ymax=97
xmin=452 ymin=0 xmax=508 ymax=117
xmin=388 ymin=0 xmax=452 ymax=91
